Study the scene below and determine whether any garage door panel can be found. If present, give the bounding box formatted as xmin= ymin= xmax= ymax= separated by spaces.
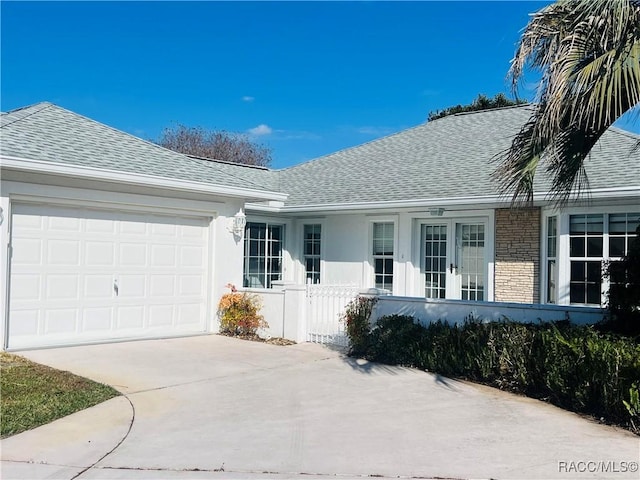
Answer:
xmin=84 ymin=275 xmax=114 ymax=298
xmin=12 ymin=212 xmax=43 ymax=230
xmin=119 ymin=275 xmax=146 ymax=297
xmin=151 ymin=222 xmax=177 ymax=237
xmin=181 ymin=246 xmax=204 ymax=266
xmin=85 ymin=242 xmax=116 ymax=266
xmin=8 ymin=310 xmax=40 ymax=336
xmin=149 ymin=305 xmax=174 ymax=327
xmin=45 ymin=309 xmax=78 ymax=334
xmin=12 ymin=238 xmax=43 ymax=264
xmin=85 ymin=217 xmax=116 ymax=233
xmin=151 ymin=245 xmax=176 ymax=267
xmin=150 ymin=275 xmax=175 ymax=297
xmin=8 ymin=203 xmax=210 ymax=349
xmin=11 ymin=274 xmax=42 ymax=300
xmin=120 ymin=220 xmax=147 ymax=235
xmin=82 ymin=308 xmax=113 ymax=331
xmin=48 ymin=215 xmax=81 ymax=232
xmin=182 ymin=224 xmax=205 ymax=239
xmin=46 ymin=275 xmax=79 ymax=300
xmin=119 ymin=243 xmax=147 ymax=267
xmin=177 ymin=304 xmax=203 ymax=327
xmin=180 ymin=275 xmax=203 ymax=296
xmin=47 ymin=240 xmax=80 ymax=265
xmin=117 ymin=306 xmax=145 ymax=329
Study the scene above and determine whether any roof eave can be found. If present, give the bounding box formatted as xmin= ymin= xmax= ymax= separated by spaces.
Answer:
xmin=0 ymin=155 xmax=288 ymax=202
xmin=246 ymin=187 xmax=640 ymax=214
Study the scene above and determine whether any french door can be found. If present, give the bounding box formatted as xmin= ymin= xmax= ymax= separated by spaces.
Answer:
xmin=422 ymin=221 xmax=486 ymax=300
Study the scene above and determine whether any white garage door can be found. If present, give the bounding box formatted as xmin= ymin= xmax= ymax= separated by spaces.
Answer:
xmin=8 ymin=203 xmax=211 ymax=349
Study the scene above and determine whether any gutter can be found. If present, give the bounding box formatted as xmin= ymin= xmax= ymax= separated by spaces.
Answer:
xmin=0 ymin=155 xmax=288 ymax=203
xmin=246 ymin=187 xmax=640 ymax=214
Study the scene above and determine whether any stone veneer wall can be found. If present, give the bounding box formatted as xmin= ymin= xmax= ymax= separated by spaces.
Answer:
xmin=494 ymin=207 xmax=540 ymax=303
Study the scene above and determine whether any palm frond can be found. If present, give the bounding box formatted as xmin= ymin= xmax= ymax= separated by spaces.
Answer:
xmin=496 ymin=0 xmax=640 ymax=207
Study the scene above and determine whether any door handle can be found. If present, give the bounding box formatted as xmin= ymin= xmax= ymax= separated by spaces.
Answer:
xmin=450 ymin=263 xmax=454 ymax=273
xmin=113 ymin=278 xmax=119 ymax=296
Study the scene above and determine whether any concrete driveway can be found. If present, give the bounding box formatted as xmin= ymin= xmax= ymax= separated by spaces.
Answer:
xmin=1 ymin=335 xmax=638 ymax=480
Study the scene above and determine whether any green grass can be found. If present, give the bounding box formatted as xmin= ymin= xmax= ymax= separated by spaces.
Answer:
xmin=1 ymin=352 xmax=120 ymax=438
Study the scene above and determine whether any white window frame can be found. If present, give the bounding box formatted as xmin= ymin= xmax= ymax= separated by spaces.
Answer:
xmin=411 ymin=210 xmax=494 ymax=301
xmin=243 ymin=217 xmax=291 ymax=289
xmin=543 ymin=206 xmax=640 ymax=306
xmin=417 ymin=217 xmax=490 ymax=301
xmin=369 ymin=218 xmax=397 ymax=293
xmin=302 ymin=223 xmax=322 ymax=284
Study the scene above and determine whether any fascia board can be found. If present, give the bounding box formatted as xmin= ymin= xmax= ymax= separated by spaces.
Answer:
xmin=246 ymin=186 xmax=640 ymax=214
xmin=1 ymin=155 xmax=288 ymax=202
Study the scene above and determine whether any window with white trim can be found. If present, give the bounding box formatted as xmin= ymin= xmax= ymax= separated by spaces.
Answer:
xmin=243 ymin=222 xmax=284 ymax=289
xmin=372 ymin=222 xmax=394 ymax=291
xmin=607 ymin=213 xmax=639 ymax=295
xmin=303 ymin=224 xmax=321 ymax=284
xmin=568 ymin=213 xmax=639 ymax=305
xmin=546 ymin=216 xmax=558 ymax=304
xmin=423 ymin=224 xmax=447 ymax=299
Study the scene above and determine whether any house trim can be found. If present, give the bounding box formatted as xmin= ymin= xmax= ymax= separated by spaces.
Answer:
xmin=246 ymin=187 xmax=640 ymax=215
xmin=1 ymin=155 xmax=288 ymax=203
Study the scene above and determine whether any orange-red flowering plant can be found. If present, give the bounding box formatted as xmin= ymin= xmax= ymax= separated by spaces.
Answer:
xmin=217 ymin=284 xmax=267 ymax=337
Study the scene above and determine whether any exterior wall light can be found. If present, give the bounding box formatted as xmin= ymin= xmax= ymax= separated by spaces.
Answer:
xmin=229 ymin=209 xmax=247 ymax=236
xmin=429 ymin=208 xmax=445 ymax=217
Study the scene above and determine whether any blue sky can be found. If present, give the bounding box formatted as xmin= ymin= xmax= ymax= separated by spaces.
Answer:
xmin=2 ymin=1 xmax=638 ymax=169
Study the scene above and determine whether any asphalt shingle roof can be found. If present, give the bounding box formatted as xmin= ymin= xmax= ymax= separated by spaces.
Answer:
xmin=0 ymin=102 xmax=280 ymax=195
xmin=279 ymin=105 xmax=640 ymax=207
xmin=2 ymin=102 xmax=638 ymax=209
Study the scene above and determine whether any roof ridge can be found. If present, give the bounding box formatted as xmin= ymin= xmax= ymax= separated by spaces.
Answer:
xmin=607 ymin=124 xmax=640 ymax=140
xmin=449 ymin=102 xmax=533 ymax=118
xmin=186 ymin=154 xmax=271 ymax=171
xmin=0 ymin=102 xmax=54 ymax=128
xmin=1 ymin=101 xmax=53 ymax=115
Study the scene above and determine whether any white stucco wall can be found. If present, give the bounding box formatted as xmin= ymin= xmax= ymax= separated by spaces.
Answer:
xmin=322 ymin=214 xmax=371 ymax=286
xmin=371 ymin=295 xmax=605 ymax=327
xmin=209 ymin=199 xmax=247 ymax=333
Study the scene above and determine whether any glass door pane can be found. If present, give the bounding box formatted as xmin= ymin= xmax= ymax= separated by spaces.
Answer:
xmin=457 ymin=223 xmax=485 ymax=301
xmin=423 ymin=224 xmax=447 ymax=299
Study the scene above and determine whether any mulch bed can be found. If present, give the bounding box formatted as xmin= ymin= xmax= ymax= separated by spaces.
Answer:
xmin=219 ymin=333 xmax=296 ymax=346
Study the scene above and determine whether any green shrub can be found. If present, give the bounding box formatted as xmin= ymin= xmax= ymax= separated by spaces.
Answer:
xmin=602 ymin=224 xmax=640 ymax=338
xmin=360 ymin=315 xmax=640 ymax=432
xmin=217 ymin=292 xmax=267 ymax=337
xmin=341 ymin=296 xmax=377 ymax=354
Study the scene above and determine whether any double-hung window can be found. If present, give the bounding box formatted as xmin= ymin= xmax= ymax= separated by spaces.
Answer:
xmin=243 ymin=222 xmax=284 ymax=289
xmin=372 ymin=222 xmax=394 ymax=291
xmin=303 ymin=224 xmax=321 ymax=284
xmin=568 ymin=213 xmax=639 ymax=305
xmin=607 ymin=213 xmax=639 ymax=298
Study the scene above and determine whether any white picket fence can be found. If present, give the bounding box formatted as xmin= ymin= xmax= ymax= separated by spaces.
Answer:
xmin=306 ymin=284 xmax=360 ymax=346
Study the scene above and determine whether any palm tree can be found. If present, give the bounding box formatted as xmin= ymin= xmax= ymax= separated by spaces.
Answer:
xmin=493 ymin=0 xmax=640 ymax=206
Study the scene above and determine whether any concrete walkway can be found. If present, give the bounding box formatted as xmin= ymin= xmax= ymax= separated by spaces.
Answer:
xmin=1 ymin=335 xmax=638 ymax=480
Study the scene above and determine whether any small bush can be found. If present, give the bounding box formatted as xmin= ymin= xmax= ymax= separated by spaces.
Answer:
xmin=341 ymin=296 xmax=377 ymax=354
xmin=217 ymin=292 xmax=267 ymax=337
xmin=360 ymin=315 xmax=640 ymax=433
